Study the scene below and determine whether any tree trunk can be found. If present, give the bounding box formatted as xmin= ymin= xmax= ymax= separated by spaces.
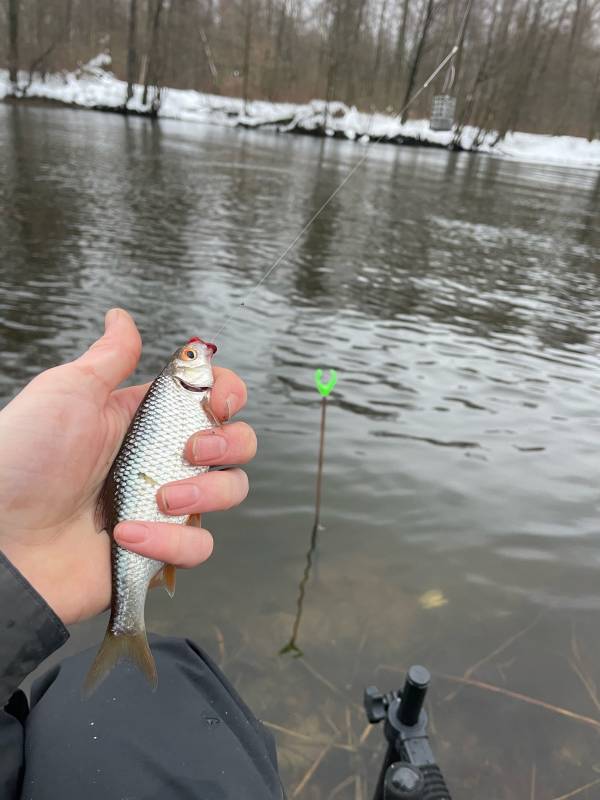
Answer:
xmin=324 ymin=0 xmax=344 ymax=127
xmin=65 ymin=0 xmax=73 ymax=66
xmin=502 ymin=0 xmax=546 ymax=135
xmin=142 ymin=0 xmax=164 ymax=107
xmin=344 ymin=0 xmax=367 ymax=104
xmin=368 ymin=0 xmax=388 ymax=101
xmin=451 ymin=0 xmax=475 ymax=108
xmin=400 ymin=0 xmax=434 ymax=123
xmin=241 ymin=0 xmax=253 ymax=113
xmin=555 ymin=0 xmax=585 ymax=134
xmin=270 ymin=0 xmax=287 ymax=100
xmin=126 ymin=0 xmax=137 ymax=103
xmin=108 ymin=0 xmax=114 ymax=56
xmin=589 ymin=59 xmax=600 ymax=141
xmin=386 ymin=0 xmax=409 ymax=106
xmin=8 ymin=0 xmax=19 ymax=87
xmin=453 ymin=0 xmax=499 ymax=145
xmin=199 ymin=26 xmax=219 ymax=92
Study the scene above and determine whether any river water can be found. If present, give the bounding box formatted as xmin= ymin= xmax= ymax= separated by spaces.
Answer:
xmin=2 ymin=103 xmax=600 ymax=798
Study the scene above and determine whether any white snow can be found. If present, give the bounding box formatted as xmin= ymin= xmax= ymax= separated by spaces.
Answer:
xmin=1 ymin=56 xmax=600 ymax=170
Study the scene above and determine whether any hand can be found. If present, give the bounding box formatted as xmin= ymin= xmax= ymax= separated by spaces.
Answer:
xmin=0 ymin=309 xmax=256 ymax=626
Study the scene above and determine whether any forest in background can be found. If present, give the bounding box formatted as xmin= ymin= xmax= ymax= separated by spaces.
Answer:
xmin=2 ymin=0 xmax=600 ymax=140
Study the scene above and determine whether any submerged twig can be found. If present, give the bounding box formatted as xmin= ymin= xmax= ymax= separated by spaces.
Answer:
xmin=569 ymin=631 xmax=600 ymax=716
xmin=263 ymin=721 xmax=356 ymax=752
xmin=300 ymin=658 xmax=361 ymax=709
xmin=213 ymin=625 xmax=226 ymax=667
xmin=292 ymin=743 xmax=332 ymax=797
xmin=530 ymin=763 xmax=536 ymax=800
xmin=379 ymin=664 xmax=600 ymax=730
xmin=550 ymin=777 xmax=600 ymax=800
xmin=443 ymin=611 xmax=544 ymax=702
xmin=328 ymin=775 xmax=355 ymax=799
xmin=358 ymin=723 xmax=372 ymax=745
xmin=354 ymin=774 xmax=364 ymax=800
xmin=439 ymin=673 xmax=600 ymax=731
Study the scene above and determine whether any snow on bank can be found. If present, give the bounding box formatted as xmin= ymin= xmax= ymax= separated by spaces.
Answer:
xmin=1 ymin=56 xmax=600 ymax=170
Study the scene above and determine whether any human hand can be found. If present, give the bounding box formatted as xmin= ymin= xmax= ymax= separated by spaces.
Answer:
xmin=0 ymin=309 xmax=256 ymax=625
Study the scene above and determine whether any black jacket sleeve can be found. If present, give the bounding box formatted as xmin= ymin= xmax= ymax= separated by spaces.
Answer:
xmin=0 ymin=552 xmax=69 ymax=799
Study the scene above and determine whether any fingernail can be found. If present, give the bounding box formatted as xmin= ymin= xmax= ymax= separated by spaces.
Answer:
xmin=115 ymin=522 xmax=149 ymax=544
xmin=192 ymin=432 xmax=227 ymax=461
xmin=161 ymin=483 xmax=201 ymax=511
xmin=104 ymin=308 xmax=121 ymax=329
xmin=224 ymin=394 xmax=238 ymax=421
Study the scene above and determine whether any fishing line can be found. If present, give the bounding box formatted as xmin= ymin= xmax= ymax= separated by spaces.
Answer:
xmin=213 ymin=0 xmax=472 ymax=341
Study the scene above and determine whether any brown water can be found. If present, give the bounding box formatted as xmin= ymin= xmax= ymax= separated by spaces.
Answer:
xmin=2 ymin=103 xmax=600 ymax=798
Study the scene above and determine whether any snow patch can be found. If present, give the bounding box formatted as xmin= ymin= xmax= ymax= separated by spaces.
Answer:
xmin=1 ymin=56 xmax=600 ymax=170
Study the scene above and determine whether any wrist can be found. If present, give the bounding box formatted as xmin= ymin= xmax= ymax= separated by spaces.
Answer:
xmin=0 ymin=541 xmax=68 ymax=625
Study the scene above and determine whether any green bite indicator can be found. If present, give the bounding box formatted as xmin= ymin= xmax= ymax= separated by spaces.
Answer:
xmin=314 ymin=368 xmax=337 ymax=397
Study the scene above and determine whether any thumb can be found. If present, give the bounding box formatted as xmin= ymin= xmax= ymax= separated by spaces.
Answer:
xmin=75 ymin=308 xmax=142 ymax=393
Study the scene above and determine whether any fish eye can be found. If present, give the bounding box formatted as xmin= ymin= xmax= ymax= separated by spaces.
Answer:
xmin=181 ymin=348 xmax=197 ymax=361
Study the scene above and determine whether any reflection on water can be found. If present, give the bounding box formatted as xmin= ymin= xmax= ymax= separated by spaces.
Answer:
xmin=2 ymin=104 xmax=600 ymax=798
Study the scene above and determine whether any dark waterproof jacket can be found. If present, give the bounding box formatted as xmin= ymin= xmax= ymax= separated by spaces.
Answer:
xmin=0 ymin=552 xmax=68 ymax=797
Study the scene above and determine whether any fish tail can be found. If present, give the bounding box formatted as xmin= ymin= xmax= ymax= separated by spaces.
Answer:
xmin=83 ymin=628 xmax=157 ymax=698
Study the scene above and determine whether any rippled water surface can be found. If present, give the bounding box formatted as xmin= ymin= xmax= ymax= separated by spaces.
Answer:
xmin=2 ymin=103 xmax=600 ymax=798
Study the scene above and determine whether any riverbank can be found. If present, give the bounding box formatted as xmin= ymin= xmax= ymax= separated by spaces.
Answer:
xmin=2 ymin=55 xmax=600 ymax=169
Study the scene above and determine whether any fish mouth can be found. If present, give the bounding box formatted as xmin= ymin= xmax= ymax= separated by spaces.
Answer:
xmin=177 ymin=378 xmax=211 ymax=393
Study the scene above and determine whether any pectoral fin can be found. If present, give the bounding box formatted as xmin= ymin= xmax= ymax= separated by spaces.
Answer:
xmin=150 ymin=564 xmax=177 ymax=597
xmin=202 ymin=398 xmax=223 ymax=428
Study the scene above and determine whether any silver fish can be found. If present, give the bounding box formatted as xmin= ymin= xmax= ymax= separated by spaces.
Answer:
xmin=85 ymin=337 xmax=218 ymax=695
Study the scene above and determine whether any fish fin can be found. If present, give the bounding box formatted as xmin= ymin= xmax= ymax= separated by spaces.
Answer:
xmin=163 ymin=564 xmax=176 ymax=597
xmin=186 ymin=513 xmax=202 ymax=528
xmin=150 ymin=564 xmax=177 ymax=597
xmin=95 ymin=465 xmax=118 ymax=535
xmin=83 ymin=629 xmax=157 ymax=698
xmin=202 ymin=397 xmax=223 ymax=428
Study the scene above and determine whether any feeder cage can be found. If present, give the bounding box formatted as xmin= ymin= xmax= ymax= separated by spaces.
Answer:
xmin=430 ymin=94 xmax=456 ymax=132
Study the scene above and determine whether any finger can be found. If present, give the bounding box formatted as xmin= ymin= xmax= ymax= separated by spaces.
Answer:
xmin=74 ymin=309 xmax=142 ymax=394
xmin=156 ymin=468 xmax=249 ymax=515
xmin=185 ymin=421 xmax=257 ymax=466
xmin=114 ymin=521 xmax=213 ymax=568
xmin=210 ymin=367 xmax=247 ymax=421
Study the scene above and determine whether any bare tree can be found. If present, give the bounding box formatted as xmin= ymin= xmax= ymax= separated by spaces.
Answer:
xmin=8 ymin=0 xmax=19 ymax=87
xmin=142 ymin=0 xmax=164 ymax=107
xmin=241 ymin=0 xmax=253 ymax=112
xmin=126 ymin=0 xmax=138 ymax=103
xmin=400 ymin=0 xmax=435 ymax=122
xmin=269 ymin=0 xmax=288 ymax=100
xmin=368 ymin=0 xmax=389 ymax=99
xmin=386 ymin=0 xmax=409 ymax=106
